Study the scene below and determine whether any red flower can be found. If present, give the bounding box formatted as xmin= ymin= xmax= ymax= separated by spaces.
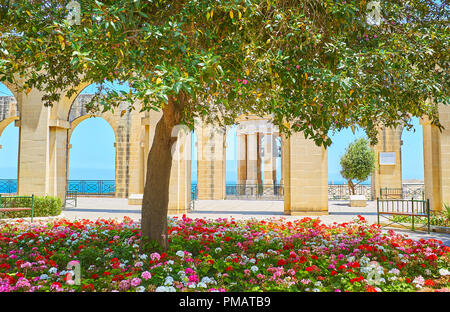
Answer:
xmin=425 ymin=279 xmax=435 ymax=286
xmin=330 ymin=270 xmax=337 ymax=276
xmin=225 ymin=265 xmax=233 ymax=271
xmin=91 ymin=274 xmax=99 ymax=279
xmin=277 ymin=259 xmax=286 ymax=266
xmin=82 ymin=283 xmax=95 ymax=292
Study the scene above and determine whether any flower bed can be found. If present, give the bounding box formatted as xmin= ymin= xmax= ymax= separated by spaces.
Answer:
xmin=0 ymin=215 xmax=448 ymax=292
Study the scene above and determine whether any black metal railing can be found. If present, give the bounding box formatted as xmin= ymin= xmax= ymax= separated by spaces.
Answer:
xmin=67 ymin=180 xmax=115 ymax=195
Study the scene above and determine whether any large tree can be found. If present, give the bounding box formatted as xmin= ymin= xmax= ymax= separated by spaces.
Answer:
xmin=0 ymin=0 xmax=448 ymax=249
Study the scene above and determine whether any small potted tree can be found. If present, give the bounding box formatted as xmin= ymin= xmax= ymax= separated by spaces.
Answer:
xmin=340 ymin=138 xmax=376 ymax=207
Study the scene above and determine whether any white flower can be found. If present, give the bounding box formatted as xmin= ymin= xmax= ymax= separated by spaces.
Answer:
xmin=439 ymin=268 xmax=449 ymax=276
xmin=164 ymin=276 xmax=174 ymax=286
xmin=176 ymin=250 xmax=185 ymax=258
xmin=48 ymin=267 xmax=58 ymax=274
xmin=155 ymin=286 xmax=168 ymax=292
xmin=136 ymin=286 xmax=145 ymax=292
xmin=388 ymin=268 xmax=400 ymax=275
xmin=39 ymin=274 xmax=49 ymax=280
xmin=250 ymin=265 xmax=259 ymax=273
xmin=388 ymin=276 xmax=398 ymax=281
xmin=215 ymin=247 xmax=222 ymax=253
xmin=139 ymin=254 xmax=148 ymax=260
xmin=197 ymin=282 xmax=207 ymax=288
xmin=256 ymin=253 xmax=264 ymax=259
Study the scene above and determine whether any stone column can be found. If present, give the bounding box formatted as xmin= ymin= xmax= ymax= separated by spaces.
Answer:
xmin=246 ymin=127 xmax=258 ymax=186
xmin=439 ymin=104 xmax=450 ymax=211
xmin=283 ymin=132 xmax=328 ymax=215
xmin=168 ymin=126 xmax=191 ymax=214
xmin=263 ymin=131 xmax=274 ymax=194
xmin=421 ymin=104 xmax=450 ymax=211
xmin=196 ymin=122 xmax=226 ymax=200
xmin=371 ymin=127 xmax=403 ymax=199
xmin=123 ymin=109 xmax=144 ymax=197
xmin=16 ymin=89 xmax=51 ymax=196
xmin=48 ymin=120 xmax=70 ymax=200
xmin=236 ymin=132 xmax=247 ymax=185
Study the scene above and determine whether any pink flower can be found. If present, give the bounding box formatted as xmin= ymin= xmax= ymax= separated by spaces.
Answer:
xmin=141 ymin=271 xmax=151 ymax=280
xmin=131 ymin=278 xmax=141 ymax=287
xmin=242 ymin=79 xmax=248 ymax=85
xmin=296 ymin=65 xmax=300 ymax=70
xmin=150 ymin=252 xmax=160 ymax=261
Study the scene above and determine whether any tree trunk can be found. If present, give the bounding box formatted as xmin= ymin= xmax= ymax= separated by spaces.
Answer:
xmin=347 ymin=180 xmax=355 ymax=196
xmin=140 ymin=93 xmax=186 ymax=251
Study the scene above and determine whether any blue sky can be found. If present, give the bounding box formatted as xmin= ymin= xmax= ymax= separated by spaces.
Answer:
xmin=0 ymin=83 xmax=424 ymax=183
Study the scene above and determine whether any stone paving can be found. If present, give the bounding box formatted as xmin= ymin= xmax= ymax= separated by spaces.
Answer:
xmin=56 ymin=197 xmax=450 ymax=246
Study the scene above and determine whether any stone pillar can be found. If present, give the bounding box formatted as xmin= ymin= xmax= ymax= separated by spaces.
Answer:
xmin=371 ymin=127 xmax=403 ymax=199
xmin=421 ymin=104 xmax=450 ymax=211
xmin=263 ymin=131 xmax=274 ymax=185
xmin=16 ymin=89 xmax=51 ymax=196
xmin=115 ymin=113 xmax=131 ymax=198
xmin=283 ymin=132 xmax=328 ymax=215
xmin=280 ymin=133 xmax=284 ymax=185
xmin=123 ymin=109 xmax=144 ymax=197
xmin=263 ymin=131 xmax=274 ymax=194
xmin=236 ymin=132 xmax=247 ymax=186
xmin=195 ymin=123 xmax=226 ymax=200
xmin=246 ymin=128 xmax=258 ymax=185
xmin=168 ymin=126 xmax=191 ymax=214
xmin=48 ymin=120 xmax=70 ymax=200
xmin=439 ymin=104 xmax=450 ymax=210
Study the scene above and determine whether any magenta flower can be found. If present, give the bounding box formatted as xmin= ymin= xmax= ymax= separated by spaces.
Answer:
xmin=141 ymin=271 xmax=152 ymax=280
xmin=242 ymin=79 xmax=248 ymax=85
xmin=131 ymin=278 xmax=141 ymax=287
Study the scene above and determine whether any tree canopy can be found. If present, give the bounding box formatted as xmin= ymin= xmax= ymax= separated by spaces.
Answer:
xmin=0 ymin=0 xmax=448 ymax=146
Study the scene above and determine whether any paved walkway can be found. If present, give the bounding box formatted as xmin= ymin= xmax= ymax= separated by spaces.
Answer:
xmin=58 ymin=198 xmax=450 ymax=246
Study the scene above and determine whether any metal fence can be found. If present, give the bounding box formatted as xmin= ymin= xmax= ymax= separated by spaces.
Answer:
xmin=379 ymin=186 xmax=425 ymax=200
xmin=0 ymin=179 xmax=17 ymax=194
xmin=66 ymin=180 xmax=115 ymax=195
xmin=225 ymin=184 xmax=284 ymax=200
xmin=328 ymin=184 xmax=373 ymax=200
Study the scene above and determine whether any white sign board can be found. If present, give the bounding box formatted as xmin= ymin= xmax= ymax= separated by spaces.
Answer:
xmin=379 ymin=152 xmax=396 ymax=165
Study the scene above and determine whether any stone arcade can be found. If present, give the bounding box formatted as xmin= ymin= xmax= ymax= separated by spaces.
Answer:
xmin=0 ymin=82 xmax=449 ymax=215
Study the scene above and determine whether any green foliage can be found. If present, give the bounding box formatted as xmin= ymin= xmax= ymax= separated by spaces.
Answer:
xmin=340 ymin=138 xmax=375 ymax=192
xmin=443 ymin=202 xmax=450 ymax=220
xmin=0 ymin=195 xmax=62 ymax=219
xmin=0 ymin=0 xmax=448 ymax=146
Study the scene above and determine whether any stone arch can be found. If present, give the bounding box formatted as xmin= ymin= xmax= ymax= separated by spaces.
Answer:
xmin=0 ymin=87 xmax=19 ymax=137
xmin=399 ymin=118 xmax=425 ymax=197
xmin=67 ymin=114 xmax=118 ymax=196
